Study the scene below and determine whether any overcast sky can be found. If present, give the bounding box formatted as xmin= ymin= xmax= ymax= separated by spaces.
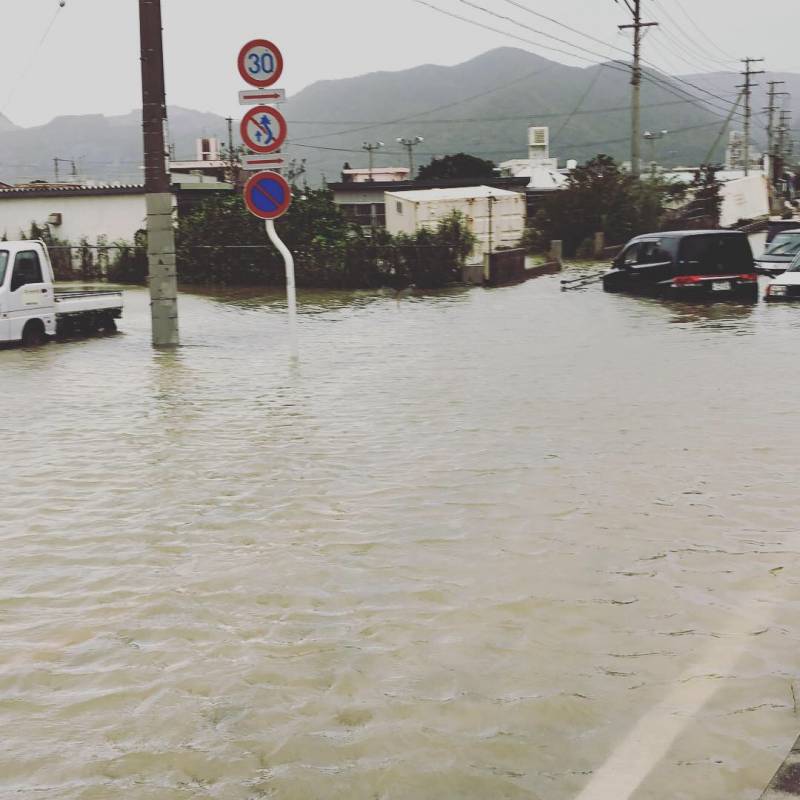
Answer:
xmin=1 ymin=0 xmax=797 ymax=128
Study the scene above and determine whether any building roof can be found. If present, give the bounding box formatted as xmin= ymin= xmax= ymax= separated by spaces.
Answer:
xmin=385 ymin=185 xmax=522 ymax=202
xmin=0 ymin=184 xmax=146 ymax=200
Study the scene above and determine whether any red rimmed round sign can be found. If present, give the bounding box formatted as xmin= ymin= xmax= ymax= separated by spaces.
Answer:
xmin=238 ymin=39 xmax=284 ymax=88
xmin=240 ymin=105 xmax=287 ymax=154
xmin=243 ymin=170 xmax=292 ymax=220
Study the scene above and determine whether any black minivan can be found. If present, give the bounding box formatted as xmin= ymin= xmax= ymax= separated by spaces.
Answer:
xmin=602 ymin=230 xmax=758 ymax=300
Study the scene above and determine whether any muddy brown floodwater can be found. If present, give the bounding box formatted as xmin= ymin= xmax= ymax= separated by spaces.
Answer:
xmin=3 ymin=267 xmax=800 ymax=800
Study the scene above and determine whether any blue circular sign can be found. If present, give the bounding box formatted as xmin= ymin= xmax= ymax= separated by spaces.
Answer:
xmin=243 ymin=171 xmax=292 ymax=220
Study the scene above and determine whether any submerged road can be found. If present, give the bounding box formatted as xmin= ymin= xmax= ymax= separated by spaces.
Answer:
xmin=2 ymin=270 xmax=799 ymax=799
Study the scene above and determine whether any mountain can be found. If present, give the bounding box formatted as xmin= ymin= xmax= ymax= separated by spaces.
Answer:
xmin=0 ymin=107 xmax=229 ymax=184
xmin=281 ymin=47 xmax=780 ymax=182
xmin=0 ymin=113 xmax=18 ymax=134
xmin=0 ymin=48 xmax=794 ymax=186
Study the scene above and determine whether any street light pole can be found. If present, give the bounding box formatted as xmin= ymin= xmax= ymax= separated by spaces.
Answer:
xmin=139 ymin=0 xmax=179 ymax=347
xmin=396 ymin=136 xmax=424 ymax=179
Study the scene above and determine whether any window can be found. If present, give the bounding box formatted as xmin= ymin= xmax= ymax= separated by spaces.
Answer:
xmin=0 ymin=251 xmax=7 ymax=287
xmin=678 ymin=235 xmax=751 ymax=275
xmin=396 ymin=201 xmax=403 ymax=215
xmin=637 ymin=240 xmax=671 ymax=265
xmin=764 ymin=232 xmax=800 ymax=256
xmin=10 ymin=250 xmax=43 ymax=292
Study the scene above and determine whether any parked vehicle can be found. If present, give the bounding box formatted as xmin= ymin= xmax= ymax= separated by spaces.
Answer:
xmin=0 ymin=240 xmax=122 ymax=346
xmin=766 ymin=217 xmax=800 ymax=244
xmin=602 ymin=230 xmax=758 ymax=301
xmin=764 ymin=252 xmax=800 ymax=301
xmin=754 ymin=228 xmax=800 ymax=276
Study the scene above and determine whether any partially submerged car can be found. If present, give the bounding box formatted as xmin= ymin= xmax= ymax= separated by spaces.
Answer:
xmin=602 ymin=230 xmax=758 ymax=301
xmin=764 ymin=252 xmax=800 ymax=301
xmin=755 ymin=228 xmax=800 ymax=276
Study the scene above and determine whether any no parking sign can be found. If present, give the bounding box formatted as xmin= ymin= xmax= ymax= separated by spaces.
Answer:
xmin=243 ymin=171 xmax=292 ymax=221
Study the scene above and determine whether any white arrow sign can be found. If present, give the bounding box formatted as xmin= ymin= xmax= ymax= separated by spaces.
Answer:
xmin=239 ymin=88 xmax=286 ymax=107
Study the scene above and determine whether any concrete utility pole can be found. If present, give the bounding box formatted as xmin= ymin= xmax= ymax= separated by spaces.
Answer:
xmin=396 ymin=136 xmax=424 ymax=179
xmin=225 ymin=116 xmax=237 ymax=185
xmin=738 ymin=58 xmax=765 ymax=177
xmin=139 ymin=0 xmax=179 ymax=347
xmin=618 ymin=0 xmax=658 ymax=179
xmin=765 ymin=81 xmax=787 ymax=190
xmin=362 ymin=141 xmax=384 ymax=182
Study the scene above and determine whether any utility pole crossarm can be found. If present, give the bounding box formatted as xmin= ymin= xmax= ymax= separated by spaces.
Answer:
xmin=617 ymin=0 xmax=658 ymax=179
xmin=740 ymin=58 xmax=765 ymax=177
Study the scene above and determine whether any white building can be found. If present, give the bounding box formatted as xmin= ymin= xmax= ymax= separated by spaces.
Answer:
xmin=498 ymin=126 xmax=567 ymax=191
xmin=0 ymin=184 xmax=147 ymax=245
xmin=385 ymin=185 xmax=526 ymax=265
xmin=341 ymin=167 xmax=410 ymax=183
xmin=170 ymin=137 xmax=229 ymax=183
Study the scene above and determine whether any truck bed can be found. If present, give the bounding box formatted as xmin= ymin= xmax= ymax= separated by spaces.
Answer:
xmin=55 ymin=290 xmax=123 ymax=317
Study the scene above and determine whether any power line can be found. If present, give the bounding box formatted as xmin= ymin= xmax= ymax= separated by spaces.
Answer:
xmin=1 ymin=3 xmax=66 ymax=117
xmin=650 ymin=0 xmax=737 ymax=72
xmin=292 ymin=61 xmax=557 ymax=142
xmin=288 ymin=98 xmax=710 ymax=128
xmin=411 ymin=0 xmax=743 ymax=121
xmin=455 ymin=0 xmax=743 ymax=113
xmin=662 ymin=0 xmax=739 ymax=64
xmin=552 ymin=66 xmax=605 ymax=142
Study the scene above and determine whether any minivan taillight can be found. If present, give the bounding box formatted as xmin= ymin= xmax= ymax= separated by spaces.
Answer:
xmin=737 ymin=273 xmax=757 ymax=283
xmin=673 ymin=275 xmax=702 ymax=285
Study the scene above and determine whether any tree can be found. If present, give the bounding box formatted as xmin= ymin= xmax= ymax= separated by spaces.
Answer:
xmin=669 ymin=166 xmax=722 ymax=230
xmin=417 ymin=153 xmax=497 ymax=182
xmin=525 ymin=154 xmax=682 ymax=257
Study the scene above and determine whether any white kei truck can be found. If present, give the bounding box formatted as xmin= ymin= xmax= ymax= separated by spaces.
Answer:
xmin=0 ymin=240 xmax=123 ymax=346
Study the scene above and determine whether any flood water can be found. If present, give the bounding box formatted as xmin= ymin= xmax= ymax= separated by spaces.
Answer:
xmin=3 ymin=266 xmax=800 ymax=800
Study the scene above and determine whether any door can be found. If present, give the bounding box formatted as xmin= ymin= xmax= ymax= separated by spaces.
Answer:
xmin=5 ymin=249 xmax=54 ymax=341
xmin=0 ymin=250 xmax=9 ymax=341
xmin=617 ymin=240 xmax=673 ymax=291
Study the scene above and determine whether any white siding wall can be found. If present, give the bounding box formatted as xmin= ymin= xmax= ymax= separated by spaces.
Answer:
xmin=385 ymin=192 xmax=526 ymax=265
xmin=0 ymin=194 xmax=147 ymax=245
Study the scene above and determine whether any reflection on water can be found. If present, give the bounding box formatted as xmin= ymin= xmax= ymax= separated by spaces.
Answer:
xmin=3 ymin=272 xmax=800 ymax=800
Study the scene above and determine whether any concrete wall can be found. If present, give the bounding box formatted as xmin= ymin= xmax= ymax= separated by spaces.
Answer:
xmin=385 ymin=192 xmax=526 ymax=265
xmin=0 ymin=193 xmax=147 ymax=245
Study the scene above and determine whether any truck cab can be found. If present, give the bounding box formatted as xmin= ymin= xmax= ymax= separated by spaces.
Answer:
xmin=0 ymin=242 xmax=56 ymax=345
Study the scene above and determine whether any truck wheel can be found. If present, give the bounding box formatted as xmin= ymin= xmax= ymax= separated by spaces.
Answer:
xmin=21 ymin=320 xmax=47 ymax=347
xmin=97 ymin=315 xmax=117 ymax=334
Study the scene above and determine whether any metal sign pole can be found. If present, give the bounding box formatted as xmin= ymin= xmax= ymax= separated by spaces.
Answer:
xmin=265 ymin=219 xmax=298 ymax=360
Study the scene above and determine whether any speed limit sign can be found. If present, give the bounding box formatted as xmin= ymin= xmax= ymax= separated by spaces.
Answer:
xmin=238 ymin=39 xmax=284 ymax=88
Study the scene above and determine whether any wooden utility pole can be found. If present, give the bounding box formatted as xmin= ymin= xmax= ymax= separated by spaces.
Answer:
xmin=618 ymin=0 xmax=658 ymax=179
xmin=738 ymin=58 xmax=764 ymax=177
xmin=139 ymin=0 xmax=179 ymax=346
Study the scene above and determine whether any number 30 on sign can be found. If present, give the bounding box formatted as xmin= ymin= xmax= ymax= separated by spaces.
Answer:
xmin=238 ymin=39 xmax=284 ymax=88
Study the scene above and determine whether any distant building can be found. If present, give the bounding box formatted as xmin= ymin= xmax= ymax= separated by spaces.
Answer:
xmin=340 ymin=166 xmax=410 ymax=183
xmin=385 ymin=185 xmax=526 ymax=265
xmin=0 ymin=184 xmax=148 ymax=244
xmin=0 ymin=180 xmax=234 ymax=246
xmin=170 ymin=137 xmax=230 ymax=183
xmin=725 ymin=131 xmax=762 ymax=171
xmin=329 ymin=175 xmax=529 ymax=229
xmin=498 ymin=126 xmax=567 ymax=192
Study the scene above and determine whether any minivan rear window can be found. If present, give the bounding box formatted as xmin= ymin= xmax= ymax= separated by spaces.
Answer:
xmin=677 ymin=235 xmax=752 ymax=275
xmin=0 ymin=251 xmax=7 ymax=287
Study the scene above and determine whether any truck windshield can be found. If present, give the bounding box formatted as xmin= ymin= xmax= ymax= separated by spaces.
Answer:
xmin=0 ymin=251 xmax=7 ymax=286
xmin=764 ymin=232 xmax=800 ymax=257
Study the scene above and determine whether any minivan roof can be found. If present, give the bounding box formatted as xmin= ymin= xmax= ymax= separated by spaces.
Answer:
xmin=631 ymin=230 xmax=745 ymax=240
